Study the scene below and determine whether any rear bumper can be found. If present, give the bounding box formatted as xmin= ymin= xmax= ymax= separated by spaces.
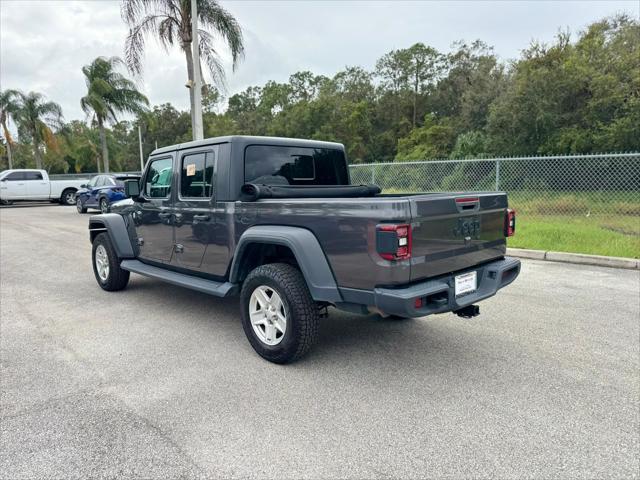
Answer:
xmin=339 ymin=256 xmax=520 ymax=318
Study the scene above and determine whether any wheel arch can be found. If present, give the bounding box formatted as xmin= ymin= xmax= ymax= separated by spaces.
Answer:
xmin=60 ymin=187 xmax=78 ymax=203
xmin=60 ymin=187 xmax=77 ymax=197
xmin=230 ymin=226 xmax=341 ymax=303
xmin=88 ymin=213 xmax=135 ymax=259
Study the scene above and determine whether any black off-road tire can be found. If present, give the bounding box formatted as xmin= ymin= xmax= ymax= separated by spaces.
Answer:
xmin=76 ymin=198 xmax=87 ymax=213
xmin=240 ymin=263 xmax=319 ymax=364
xmin=92 ymin=232 xmax=130 ymax=291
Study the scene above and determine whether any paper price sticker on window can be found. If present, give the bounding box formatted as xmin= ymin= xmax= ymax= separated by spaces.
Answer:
xmin=186 ymin=164 xmax=196 ymax=176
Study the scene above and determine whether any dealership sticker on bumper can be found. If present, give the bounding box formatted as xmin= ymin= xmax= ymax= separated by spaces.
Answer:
xmin=455 ymin=271 xmax=477 ymax=296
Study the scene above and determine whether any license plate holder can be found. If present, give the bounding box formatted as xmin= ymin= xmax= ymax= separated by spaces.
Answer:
xmin=455 ymin=271 xmax=477 ymax=297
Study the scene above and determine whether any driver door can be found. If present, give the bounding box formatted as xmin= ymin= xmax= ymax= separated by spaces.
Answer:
xmin=134 ymin=155 xmax=175 ymax=264
xmin=1 ymin=172 xmax=26 ymax=199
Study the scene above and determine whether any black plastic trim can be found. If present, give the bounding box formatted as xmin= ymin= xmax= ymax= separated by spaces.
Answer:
xmin=230 ymin=225 xmax=342 ymax=303
xmin=88 ymin=213 xmax=135 ymax=259
xmin=120 ymin=259 xmax=237 ymax=297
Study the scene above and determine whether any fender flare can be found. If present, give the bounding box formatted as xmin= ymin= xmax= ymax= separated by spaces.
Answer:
xmin=88 ymin=213 xmax=135 ymax=259
xmin=230 ymin=225 xmax=342 ymax=303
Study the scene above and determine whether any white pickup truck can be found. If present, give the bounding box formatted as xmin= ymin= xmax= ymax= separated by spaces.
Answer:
xmin=0 ymin=169 xmax=89 ymax=206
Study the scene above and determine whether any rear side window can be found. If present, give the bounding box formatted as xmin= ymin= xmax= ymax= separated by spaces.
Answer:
xmin=145 ymin=157 xmax=173 ymax=198
xmin=244 ymin=146 xmax=348 ymax=186
xmin=24 ymin=171 xmax=43 ymax=180
xmin=180 ymin=151 xmax=215 ymax=198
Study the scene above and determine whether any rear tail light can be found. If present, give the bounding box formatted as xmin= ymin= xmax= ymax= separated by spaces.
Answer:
xmin=505 ymin=208 xmax=516 ymax=237
xmin=114 ymin=187 xmax=125 ymax=193
xmin=376 ymin=224 xmax=412 ymax=261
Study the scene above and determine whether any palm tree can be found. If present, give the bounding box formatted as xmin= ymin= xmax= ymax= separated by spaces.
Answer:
xmin=81 ymin=56 xmax=149 ymax=173
xmin=0 ymin=89 xmax=20 ymax=169
xmin=13 ymin=91 xmax=63 ymax=170
xmin=121 ymin=0 xmax=244 ymax=134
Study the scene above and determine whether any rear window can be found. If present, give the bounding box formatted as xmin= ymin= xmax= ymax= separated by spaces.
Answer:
xmin=244 ymin=145 xmax=348 ymax=186
xmin=24 ymin=171 xmax=43 ymax=180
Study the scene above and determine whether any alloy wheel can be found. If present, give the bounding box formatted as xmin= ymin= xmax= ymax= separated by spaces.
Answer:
xmin=249 ymin=285 xmax=287 ymax=345
xmin=94 ymin=244 xmax=110 ymax=281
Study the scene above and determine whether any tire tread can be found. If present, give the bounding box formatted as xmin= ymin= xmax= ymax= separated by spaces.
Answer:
xmin=92 ymin=232 xmax=129 ymax=291
xmin=241 ymin=263 xmax=319 ymax=363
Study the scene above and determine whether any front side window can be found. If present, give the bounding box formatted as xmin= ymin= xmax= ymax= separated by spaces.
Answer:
xmin=244 ymin=145 xmax=348 ymax=186
xmin=145 ymin=157 xmax=173 ymax=198
xmin=5 ymin=172 xmax=25 ymax=181
xmin=24 ymin=171 xmax=43 ymax=180
xmin=88 ymin=176 xmax=99 ymax=188
xmin=180 ymin=151 xmax=215 ymax=198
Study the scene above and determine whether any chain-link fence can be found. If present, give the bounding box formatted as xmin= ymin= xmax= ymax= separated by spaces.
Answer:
xmin=350 ymin=153 xmax=640 ymax=217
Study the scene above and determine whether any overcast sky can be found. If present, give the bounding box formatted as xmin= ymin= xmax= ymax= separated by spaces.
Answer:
xmin=1 ymin=0 xmax=637 ymax=122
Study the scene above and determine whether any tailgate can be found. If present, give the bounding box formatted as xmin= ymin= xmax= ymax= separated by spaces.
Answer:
xmin=409 ymin=192 xmax=507 ymax=281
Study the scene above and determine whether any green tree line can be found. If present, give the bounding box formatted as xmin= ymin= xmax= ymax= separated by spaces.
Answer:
xmin=0 ymin=14 xmax=637 ymax=173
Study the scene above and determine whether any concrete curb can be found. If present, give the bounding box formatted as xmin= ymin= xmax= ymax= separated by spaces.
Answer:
xmin=507 ymin=248 xmax=639 ymax=270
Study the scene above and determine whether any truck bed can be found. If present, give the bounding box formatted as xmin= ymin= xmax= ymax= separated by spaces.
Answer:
xmin=238 ymin=191 xmax=508 ymax=290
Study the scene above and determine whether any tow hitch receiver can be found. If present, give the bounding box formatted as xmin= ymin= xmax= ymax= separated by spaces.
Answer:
xmin=455 ymin=304 xmax=480 ymax=319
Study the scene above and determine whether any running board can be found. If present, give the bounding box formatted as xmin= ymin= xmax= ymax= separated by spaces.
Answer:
xmin=120 ymin=259 xmax=238 ymax=297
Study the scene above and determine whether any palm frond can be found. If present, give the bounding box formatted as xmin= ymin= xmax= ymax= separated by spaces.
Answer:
xmin=198 ymin=30 xmax=226 ymax=89
xmin=124 ymin=13 xmax=165 ymax=74
xmin=197 ymin=0 xmax=245 ymax=69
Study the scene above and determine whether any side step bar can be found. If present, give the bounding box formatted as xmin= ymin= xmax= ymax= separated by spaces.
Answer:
xmin=120 ymin=259 xmax=238 ymax=297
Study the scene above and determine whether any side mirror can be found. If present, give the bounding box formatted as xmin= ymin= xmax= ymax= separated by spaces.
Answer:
xmin=124 ymin=179 xmax=141 ymax=199
xmin=80 ymin=184 xmax=87 ymax=188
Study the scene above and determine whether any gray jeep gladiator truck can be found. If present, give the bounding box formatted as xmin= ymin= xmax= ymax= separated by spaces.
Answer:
xmin=88 ymin=135 xmax=520 ymax=363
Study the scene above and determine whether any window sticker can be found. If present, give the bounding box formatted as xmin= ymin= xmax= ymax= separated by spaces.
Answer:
xmin=186 ymin=163 xmax=196 ymax=176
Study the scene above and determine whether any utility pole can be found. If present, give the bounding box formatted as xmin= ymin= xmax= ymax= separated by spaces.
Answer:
xmin=138 ymin=125 xmax=144 ymax=172
xmin=191 ymin=0 xmax=204 ymax=140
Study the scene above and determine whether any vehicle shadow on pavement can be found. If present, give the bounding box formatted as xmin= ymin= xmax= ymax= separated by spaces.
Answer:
xmin=0 ymin=202 xmax=61 ymax=208
xmin=120 ymin=276 xmax=477 ymax=367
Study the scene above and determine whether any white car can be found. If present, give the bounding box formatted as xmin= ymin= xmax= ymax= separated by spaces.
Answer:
xmin=0 ymin=169 xmax=88 ymax=206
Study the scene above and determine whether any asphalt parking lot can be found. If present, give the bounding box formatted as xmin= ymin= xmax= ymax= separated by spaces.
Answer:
xmin=1 ymin=204 xmax=638 ymax=479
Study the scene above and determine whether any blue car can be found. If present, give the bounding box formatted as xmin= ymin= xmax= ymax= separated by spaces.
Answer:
xmin=75 ymin=174 xmax=138 ymax=214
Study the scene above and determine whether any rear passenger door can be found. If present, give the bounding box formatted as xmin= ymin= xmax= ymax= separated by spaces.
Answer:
xmin=24 ymin=171 xmax=49 ymax=199
xmin=172 ymin=147 xmax=216 ymax=271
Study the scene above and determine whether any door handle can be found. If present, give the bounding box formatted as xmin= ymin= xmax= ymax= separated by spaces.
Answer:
xmin=193 ymin=214 xmax=210 ymax=221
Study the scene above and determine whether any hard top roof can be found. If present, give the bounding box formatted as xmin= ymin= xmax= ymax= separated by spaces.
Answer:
xmin=150 ymin=135 xmax=344 ymax=156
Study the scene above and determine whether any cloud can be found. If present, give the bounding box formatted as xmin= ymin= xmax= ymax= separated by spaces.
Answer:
xmin=1 ymin=0 xmax=637 ymax=124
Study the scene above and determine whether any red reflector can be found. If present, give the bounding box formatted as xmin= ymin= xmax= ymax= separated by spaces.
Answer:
xmin=505 ymin=208 xmax=516 ymax=237
xmin=414 ymin=297 xmax=423 ymax=308
xmin=376 ymin=223 xmax=412 ymax=261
